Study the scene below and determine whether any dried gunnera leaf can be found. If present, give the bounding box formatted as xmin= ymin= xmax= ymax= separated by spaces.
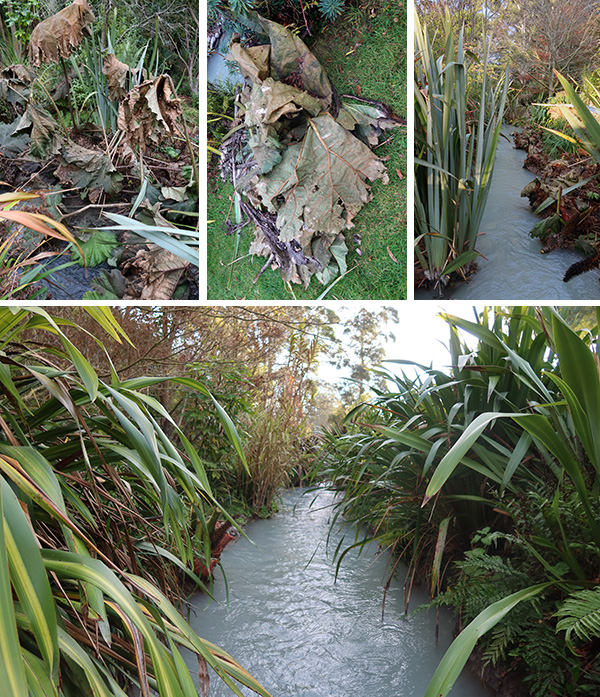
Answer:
xmin=123 ymin=246 xmax=187 ymax=300
xmin=337 ymin=100 xmax=405 ymax=147
xmin=0 ymin=65 xmax=36 ymax=106
xmin=0 ymin=120 xmax=30 ymax=158
xmin=29 ymin=0 xmax=95 ymax=67
xmin=256 ymin=114 xmax=388 ymax=242
xmin=253 ymin=14 xmax=333 ymax=109
xmin=55 ymin=140 xmax=123 ymax=200
xmin=228 ymin=42 xmax=270 ymax=82
xmin=103 ymin=53 xmax=132 ymax=102
xmin=14 ymin=103 xmax=63 ymax=160
xmin=118 ymin=75 xmax=182 ymax=151
xmin=243 ymin=79 xmax=322 ymax=174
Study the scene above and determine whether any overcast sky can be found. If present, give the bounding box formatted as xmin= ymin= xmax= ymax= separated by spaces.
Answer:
xmin=384 ymin=302 xmax=483 ymax=371
xmin=325 ymin=302 xmax=485 ymax=387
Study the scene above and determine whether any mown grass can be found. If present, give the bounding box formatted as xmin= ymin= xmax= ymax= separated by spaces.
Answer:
xmin=207 ymin=0 xmax=407 ymax=300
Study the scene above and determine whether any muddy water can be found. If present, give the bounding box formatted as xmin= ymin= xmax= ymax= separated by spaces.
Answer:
xmin=419 ymin=128 xmax=600 ymax=300
xmin=187 ymin=488 xmax=488 ymax=696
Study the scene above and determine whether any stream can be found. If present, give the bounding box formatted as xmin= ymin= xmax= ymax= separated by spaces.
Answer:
xmin=187 ymin=488 xmax=488 ymax=696
xmin=417 ymin=127 xmax=600 ymax=299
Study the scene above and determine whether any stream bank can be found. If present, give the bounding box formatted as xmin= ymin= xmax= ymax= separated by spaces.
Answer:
xmin=186 ymin=487 xmax=488 ymax=696
xmin=416 ymin=127 xmax=600 ymax=299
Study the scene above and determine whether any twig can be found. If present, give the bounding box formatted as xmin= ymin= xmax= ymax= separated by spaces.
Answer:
xmin=59 ymin=203 xmax=128 ymax=221
xmin=298 ymin=0 xmax=311 ymax=35
xmin=253 ymin=254 xmax=274 ymax=284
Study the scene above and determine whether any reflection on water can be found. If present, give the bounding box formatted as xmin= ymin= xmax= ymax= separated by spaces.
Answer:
xmin=186 ymin=488 xmax=488 ymax=696
xmin=417 ymin=128 xmax=600 ymax=300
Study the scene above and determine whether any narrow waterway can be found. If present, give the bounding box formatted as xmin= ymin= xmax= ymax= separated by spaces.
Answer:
xmin=417 ymin=127 xmax=600 ymax=299
xmin=187 ymin=488 xmax=488 ymax=696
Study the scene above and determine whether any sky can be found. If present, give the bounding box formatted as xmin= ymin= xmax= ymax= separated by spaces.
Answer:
xmin=323 ymin=302 xmax=485 ymax=388
xmin=383 ymin=302 xmax=483 ymax=371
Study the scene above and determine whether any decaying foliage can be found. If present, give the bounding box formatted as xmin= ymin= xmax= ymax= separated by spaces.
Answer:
xmin=222 ymin=14 xmax=403 ymax=287
xmin=28 ymin=0 xmax=95 ymax=67
xmin=118 ymin=75 xmax=182 ymax=151
xmin=103 ymin=53 xmax=134 ymax=101
xmin=0 ymin=64 xmax=35 ymax=105
xmin=55 ymin=140 xmax=123 ymax=201
xmin=14 ymin=103 xmax=63 ymax=160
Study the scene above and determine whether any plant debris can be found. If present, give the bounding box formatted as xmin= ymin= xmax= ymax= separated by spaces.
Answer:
xmin=220 ymin=13 xmax=404 ymax=287
xmin=28 ymin=0 xmax=95 ymax=66
xmin=517 ymin=127 xmax=600 ymax=281
xmin=0 ymin=1 xmax=198 ymax=300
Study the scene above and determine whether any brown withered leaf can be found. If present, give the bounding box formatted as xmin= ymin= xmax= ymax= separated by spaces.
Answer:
xmin=14 ymin=104 xmax=63 ymax=160
xmin=228 ymin=42 xmax=270 ymax=82
xmin=103 ymin=53 xmax=132 ymax=102
xmin=337 ymin=100 xmax=403 ymax=146
xmin=198 ymin=656 xmax=210 ymax=697
xmin=256 ymin=114 xmax=388 ymax=242
xmin=117 ymin=75 xmax=182 ymax=151
xmin=123 ymin=246 xmax=187 ymax=299
xmin=29 ymin=0 xmax=95 ymax=67
xmin=55 ymin=140 xmax=123 ymax=199
xmin=0 ymin=64 xmax=36 ymax=105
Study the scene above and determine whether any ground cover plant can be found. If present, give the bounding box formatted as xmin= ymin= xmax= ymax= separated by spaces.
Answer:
xmin=0 ymin=0 xmax=199 ymax=300
xmin=207 ymin=0 xmax=406 ymax=300
xmin=0 ymin=306 xmax=272 ymax=697
xmin=316 ymin=306 xmax=600 ymax=695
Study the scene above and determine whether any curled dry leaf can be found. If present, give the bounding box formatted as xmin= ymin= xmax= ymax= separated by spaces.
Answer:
xmin=103 ymin=53 xmax=132 ymax=102
xmin=337 ymin=99 xmax=405 ymax=146
xmin=117 ymin=75 xmax=182 ymax=151
xmin=123 ymin=246 xmax=188 ymax=300
xmin=0 ymin=64 xmax=36 ymax=106
xmin=29 ymin=0 xmax=95 ymax=67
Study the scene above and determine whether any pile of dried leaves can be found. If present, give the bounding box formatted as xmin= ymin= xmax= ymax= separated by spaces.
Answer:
xmin=220 ymin=14 xmax=403 ymax=287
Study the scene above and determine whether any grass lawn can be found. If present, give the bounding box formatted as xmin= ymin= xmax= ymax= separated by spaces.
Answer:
xmin=207 ymin=0 xmax=407 ymax=300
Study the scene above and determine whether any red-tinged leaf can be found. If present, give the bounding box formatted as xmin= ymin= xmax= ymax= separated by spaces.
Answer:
xmin=396 ymin=168 xmax=404 ymax=179
xmin=338 ymin=64 xmax=342 ymax=73
xmin=356 ymin=84 xmax=361 ymax=96
xmin=387 ymin=246 xmax=398 ymax=263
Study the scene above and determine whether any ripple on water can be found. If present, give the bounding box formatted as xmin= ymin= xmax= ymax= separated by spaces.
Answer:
xmin=187 ymin=488 xmax=489 ymax=696
xmin=418 ymin=127 xmax=600 ymax=300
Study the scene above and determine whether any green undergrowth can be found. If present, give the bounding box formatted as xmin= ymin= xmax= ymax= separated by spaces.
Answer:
xmin=207 ymin=0 xmax=407 ymax=300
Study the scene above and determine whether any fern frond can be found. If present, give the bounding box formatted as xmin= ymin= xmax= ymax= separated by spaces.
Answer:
xmin=555 ymin=587 xmax=600 ymax=644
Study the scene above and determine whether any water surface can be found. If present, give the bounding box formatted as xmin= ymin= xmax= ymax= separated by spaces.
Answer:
xmin=417 ymin=128 xmax=600 ymax=300
xmin=188 ymin=488 xmax=488 ymax=696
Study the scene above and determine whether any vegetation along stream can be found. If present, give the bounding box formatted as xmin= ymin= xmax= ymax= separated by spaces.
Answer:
xmin=439 ymin=130 xmax=600 ymax=300
xmin=187 ymin=488 xmax=488 ymax=697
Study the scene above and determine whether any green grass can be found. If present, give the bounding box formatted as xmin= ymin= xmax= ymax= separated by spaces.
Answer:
xmin=206 ymin=0 xmax=407 ymax=300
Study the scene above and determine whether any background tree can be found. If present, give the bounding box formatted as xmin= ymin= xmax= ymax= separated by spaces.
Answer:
xmin=336 ymin=306 xmax=400 ymax=405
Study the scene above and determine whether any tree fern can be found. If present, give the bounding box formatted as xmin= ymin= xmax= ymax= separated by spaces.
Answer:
xmin=556 ymin=587 xmax=600 ymax=645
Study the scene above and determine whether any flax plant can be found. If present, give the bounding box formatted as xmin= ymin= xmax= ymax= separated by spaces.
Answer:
xmin=414 ymin=10 xmax=508 ymax=291
xmin=0 ymin=307 xmax=271 ymax=697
